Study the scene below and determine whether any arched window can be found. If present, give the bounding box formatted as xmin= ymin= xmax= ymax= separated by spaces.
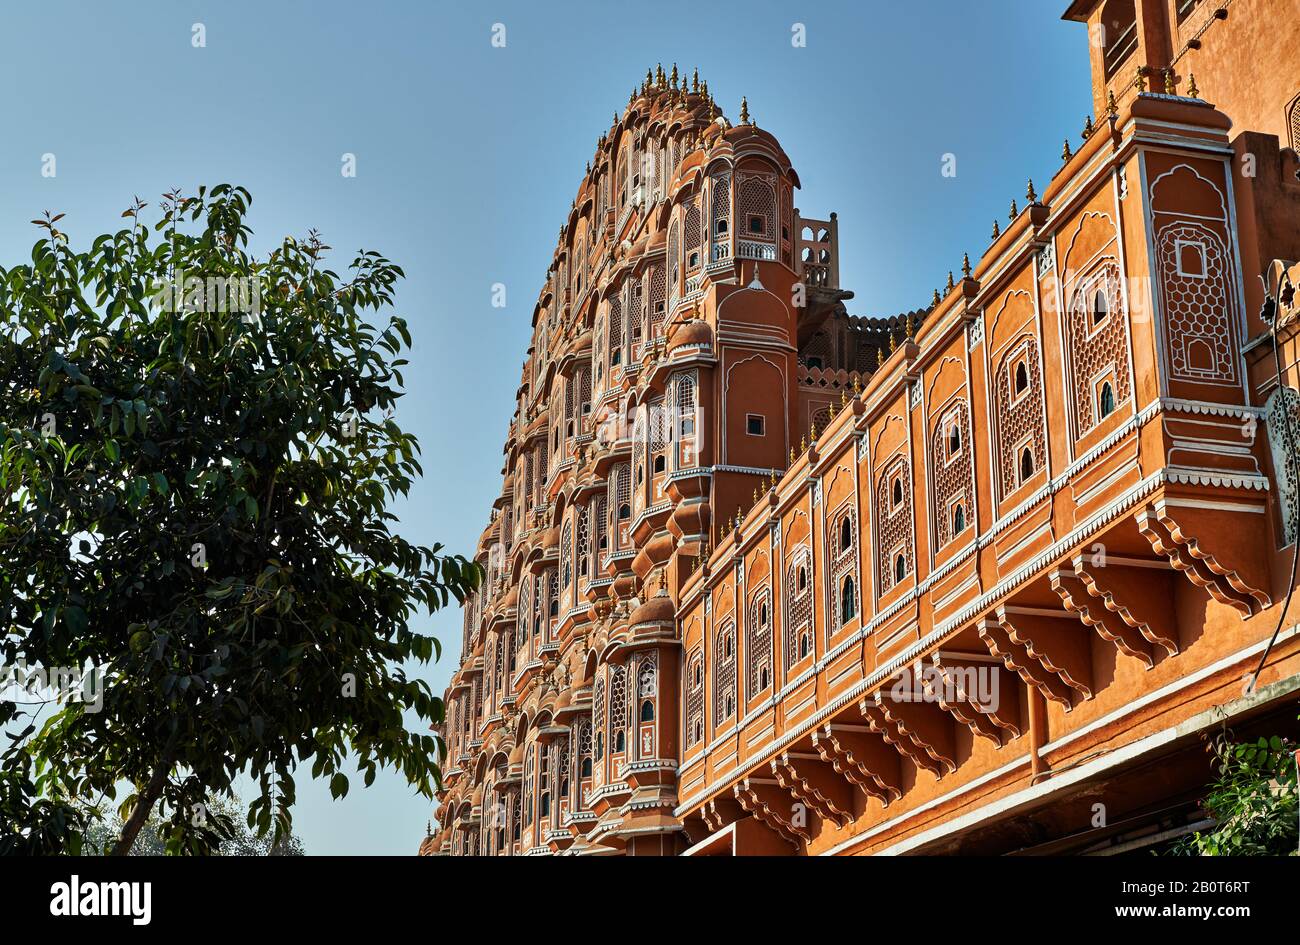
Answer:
xmin=580 ymin=757 xmax=592 ymax=778
xmin=952 ymin=503 xmax=966 ymax=534
xmin=1020 ymin=446 xmax=1035 ymax=482
xmin=948 ymin=425 xmax=961 ymax=456
xmin=640 ymin=699 xmax=654 ymax=722
xmin=653 ymin=454 xmax=665 ymax=473
xmin=1092 ymin=288 xmax=1108 ymax=326
xmin=840 ymin=576 xmax=856 ymax=626
xmin=1014 ymin=360 xmax=1029 ymax=395
xmin=840 ymin=517 xmax=853 ymax=553
xmin=1099 ymin=381 xmax=1116 ymax=419
xmin=618 ymin=502 xmax=631 ymax=520
xmin=614 ymin=730 xmax=625 ymax=753
xmin=894 ymin=553 xmax=907 ymax=583
xmin=797 ymin=566 xmax=808 ymax=592
xmin=892 ymin=478 xmax=904 ymax=506
xmin=799 ymin=633 xmax=810 ymax=658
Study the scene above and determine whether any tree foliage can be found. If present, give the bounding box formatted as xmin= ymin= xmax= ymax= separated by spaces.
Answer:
xmin=0 ymin=186 xmax=480 ymax=854
xmin=1167 ymin=727 xmax=1298 ymax=856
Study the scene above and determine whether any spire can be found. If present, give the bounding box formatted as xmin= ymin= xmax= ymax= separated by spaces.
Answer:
xmin=692 ymin=67 xmax=699 ymax=93
xmin=1026 ymin=178 xmax=1038 ymax=203
xmin=1009 ymin=198 xmax=1018 ymax=220
xmin=1134 ymin=64 xmax=1146 ymax=93
xmin=656 ymin=63 xmax=664 ymax=87
xmin=1164 ymin=68 xmax=1176 ymax=95
xmin=933 ymin=287 xmax=941 ymax=306
xmin=670 ymin=63 xmax=679 ymax=88
xmin=1188 ymin=73 xmax=1199 ymax=98
xmin=739 ymin=96 xmax=750 ymax=124
xmin=1061 ymin=138 xmax=1073 ymax=161
xmin=946 ymin=270 xmax=955 ymax=291
xmin=961 ymin=252 xmax=972 ymax=279
xmin=1107 ymin=89 xmax=1119 ymax=117
xmin=991 ymin=219 xmax=1000 ymax=240
xmin=1082 ymin=114 xmax=1094 ymax=139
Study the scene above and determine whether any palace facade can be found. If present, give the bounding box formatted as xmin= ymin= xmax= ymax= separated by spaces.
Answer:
xmin=422 ymin=0 xmax=1300 ymax=856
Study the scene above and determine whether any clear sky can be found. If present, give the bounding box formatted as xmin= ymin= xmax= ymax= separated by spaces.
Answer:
xmin=0 ymin=0 xmax=1091 ymax=854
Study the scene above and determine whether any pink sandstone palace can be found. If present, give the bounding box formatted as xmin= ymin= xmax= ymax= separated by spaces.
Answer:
xmin=421 ymin=0 xmax=1300 ymax=856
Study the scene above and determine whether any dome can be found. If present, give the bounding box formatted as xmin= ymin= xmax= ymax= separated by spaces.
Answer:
xmin=629 ymin=590 xmax=677 ymax=628
xmin=668 ymin=318 xmax=712 ymax=354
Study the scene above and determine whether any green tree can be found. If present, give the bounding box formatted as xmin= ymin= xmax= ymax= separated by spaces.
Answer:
xmin=0 ymin=186 xmax=480 ymax=855
xmin=80 ymin=794 xmax=305 ymax=856
xmin=1167 ymin=728 xmax=1298 ymax=856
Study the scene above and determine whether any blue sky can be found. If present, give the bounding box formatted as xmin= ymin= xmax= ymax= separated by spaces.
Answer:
xmin=0 ymin=1 xmax=1091 ymax=854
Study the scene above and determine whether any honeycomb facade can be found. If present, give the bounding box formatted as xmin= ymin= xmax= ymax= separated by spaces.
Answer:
xmin=421 ymin=0 xmax=1300 ymax=856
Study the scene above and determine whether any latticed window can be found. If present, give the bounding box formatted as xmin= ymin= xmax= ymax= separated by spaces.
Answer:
xmin=522 ymin=745 xmax=534 ymax=828
xmin=747 ymin=589 xmax=772 ymax=697
xmin=995 ymin=336 xmax=1047 ymax=500
xmin=932 ymin=401 xmax=974 ymax=549
xmin=561 ymin=522 xmax=573 ymax=591
xmin=1067 ymin=260 xmax=1131 ymax=437
xmin=684 ymin=203 xmax=702 ymax=271
xmin=1289 ymin=93 xmax=1300 ymax=152
xmin=575 ymin=717 xmax=593 ymax=802
xmin=592 ymin=678 xmax=605 ymax=763
xmin=607 ymin=464 xmax=632 ymax=554
xmin=710 ymin=171 xmax=731 ymax=260
xmin=1157 ymin=223 xmax=1237 ymax=384
xmin=739 ymin=172 xmax=777 ymax=241
xmin=649 ymin=397 xmax=669 ymax=484
xmin=674 ymin=372 xmax=698 ymax=468
xmin=576 ymin=505 xmax=590 ymax=579
xmin=593 ymin=495 xmax=608 ymax=568
xmin=609 ymin=665 xmax=627 ymax=755
xmin=686 ymin=650 xmax=704 ymax=747
xmin=648 ymin=264 xmax=667 ymax=339
xmin=714 ymin=624 xmax=737 ymax=725
xmin=608 ymin=294 xmax=623 ymax=369
xmin=877 ymin=456 xmax=914 ymax=595
xmin=785 ymin=548 xmax=813 ymax=669
xmin=667 ymin=221 xmax=680 ymax=303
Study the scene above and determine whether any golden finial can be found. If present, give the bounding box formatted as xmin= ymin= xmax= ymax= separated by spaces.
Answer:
xmin=991 ymin=219 xmax=1000 ymax=240
xmin=1187 ymin=73 xmax=1199 ymax=98
xmin=810 ymin=419 xmax=819 ymax=440
xmin=1062 ymin=138 xmax=1073 ymax=162
xmin=790 ymin=445 xmax=796 ymax=464
xmin=840 ymin=387 xmax=849 ymax=407
xmin=872 ymin=346 xmax=882 ymax=370
xmin=739 ymin=96 xmax=750 ymax=124
xmin=961 ymin=253 xmax=972 ymax=279
xmin=933 ymin=288 xmax=941 ymax=306
xmin=1082 ymin=114 xmax=1094 ymax=139
xmin=906 ymin=311 xmax=915 ymax=338
xmin=753 ymin=486 xmax=759 ymax=504
xmin=800 ymin=434 xmax=808 ymax=453
xmin=670 ymin=64 xmax=679 ymax=88
xmin=1134 ymin=65 xmax=1146 ymax=93
xmin=646 ymin=68 xmax=653 ymax=88
xmin=946 ymin=270 xmax=955 ymax=291
xmin=853 ymin=375 xmax=862 ymax=397
xmin=770 ymin=468 xmax=778 ymax=487
xmin=889 ymin=330 xmax=897 ymax=353
xmin=656 ymin=63 xmax=664 ymax=86
xmin=1164 ymin=68 xmax=1176 ymax=95
xmin=1107 ymin=89 xmax=1118 ymax=117
xmin=692 ymin=68 xmax=699 ymax=93
xmin=702 ymin=79 xmax=710 ymax=101
xmin=1026 ymin=178 xmax=1037 ymax=203
xmin=1009 ymin=198 xmax=1018 ymax=220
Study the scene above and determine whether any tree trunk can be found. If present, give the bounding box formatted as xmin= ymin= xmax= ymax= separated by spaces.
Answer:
xmin=111 ymin=749 xmax=174 ymax=856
